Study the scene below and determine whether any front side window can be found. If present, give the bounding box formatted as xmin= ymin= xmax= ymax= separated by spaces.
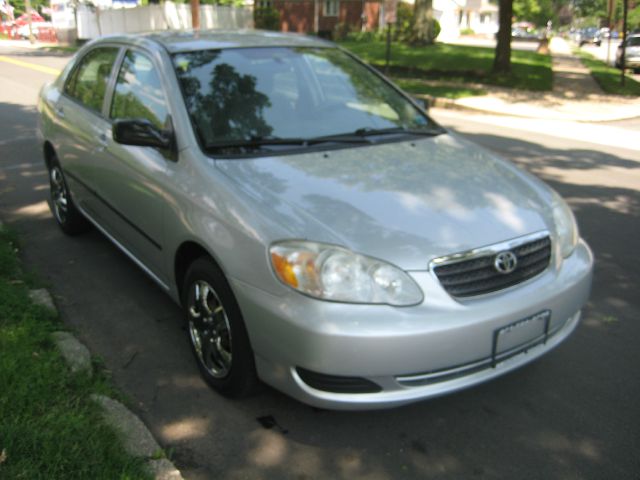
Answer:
xmin=110 ymin=50 xmax=169 ymax=129
xmin=173 ymin=47 xmax=436 ymax=151
xmin=64 ymin=47 xmax=119 ymax=113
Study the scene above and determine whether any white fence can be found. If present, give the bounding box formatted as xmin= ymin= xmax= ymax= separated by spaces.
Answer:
xmin=76 ymin=2 xmax=254 ymax=40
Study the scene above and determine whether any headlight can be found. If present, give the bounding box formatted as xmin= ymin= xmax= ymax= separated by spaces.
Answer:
xmin=269 ymin=241 xmax=423 ymax=306
xmin=551 ymin=191 xmax=578 ymax=258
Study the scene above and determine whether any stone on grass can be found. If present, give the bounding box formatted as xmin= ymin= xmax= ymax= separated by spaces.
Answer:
xmin=29 ymin=288 xmax=56 ymax=312
xmin=51 ymin=331 xmax=92 ymax=377
xmin=148 ymin=458 xmax=184 ymax=480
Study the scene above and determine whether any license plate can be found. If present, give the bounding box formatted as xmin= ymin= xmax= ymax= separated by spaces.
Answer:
xmin=492 ymin=310 xmax=551 ymax=366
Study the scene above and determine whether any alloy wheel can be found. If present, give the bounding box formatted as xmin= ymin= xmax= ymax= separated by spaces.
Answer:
xmin=187 ymin=280 xmax=233 ymax=378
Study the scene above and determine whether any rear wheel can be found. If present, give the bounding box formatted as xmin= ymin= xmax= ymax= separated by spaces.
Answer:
xmin=183 ymin=257 xmax=258 ymax=397
xmin=48 ymin=158 xmax=91 ymax=235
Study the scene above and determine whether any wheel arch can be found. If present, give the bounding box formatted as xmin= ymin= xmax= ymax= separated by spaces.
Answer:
xmin=43 ymin=141 xmax=56 ymax=170
xmin=174 ymin=240 xmax=229 ymax=304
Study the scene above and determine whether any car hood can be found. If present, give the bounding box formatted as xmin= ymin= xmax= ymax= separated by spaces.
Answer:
xmin=215 ymin=134 xmax=553 ymax=270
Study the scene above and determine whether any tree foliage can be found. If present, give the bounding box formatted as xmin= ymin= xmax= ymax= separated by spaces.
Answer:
xmin=513 ymin=0 xmax=572 ymax=26
xmin=6 ymin=0 xmax=49 ymax=17
xmin=412 ymin=0 xmax=438 ymax=45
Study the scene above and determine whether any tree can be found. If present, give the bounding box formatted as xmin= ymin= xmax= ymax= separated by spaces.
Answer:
xmin=7 ymin=0 xmax=48 ymax=16
xmin=493 ymin=0 xmax=513 ymax=73
xmin=413 ymin=0 xmax=435 ymax=45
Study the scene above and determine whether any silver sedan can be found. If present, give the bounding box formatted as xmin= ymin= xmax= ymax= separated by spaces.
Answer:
xmin=37 ymin=31 xmax=593 ymax=410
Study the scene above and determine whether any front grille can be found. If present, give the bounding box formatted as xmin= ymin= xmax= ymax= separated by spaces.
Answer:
xmin=433 ymin=236 xmax=552 ymax=297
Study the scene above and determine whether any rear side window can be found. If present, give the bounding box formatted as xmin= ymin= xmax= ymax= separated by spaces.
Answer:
xmin=64 ymin=47 xmax=119 ymax=113
xmin=110 ymin=50 xmax=169 ymax=130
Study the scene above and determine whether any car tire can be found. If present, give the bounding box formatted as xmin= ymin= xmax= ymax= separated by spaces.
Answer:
xmin=182 ymin=257 xmax=258 ymax=397
xmin=48 ymin=157 xmax=91 ymax=235
xmin=634 ymin=68 xmax=640 ymax=74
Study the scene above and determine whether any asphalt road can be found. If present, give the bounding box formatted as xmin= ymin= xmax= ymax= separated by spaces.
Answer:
xmin=1 ymin=47 xmax=639 ymax=480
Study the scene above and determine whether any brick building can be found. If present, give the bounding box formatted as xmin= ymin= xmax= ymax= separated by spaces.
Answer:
xmin=267 ymin=0 xmax=381 ymax=37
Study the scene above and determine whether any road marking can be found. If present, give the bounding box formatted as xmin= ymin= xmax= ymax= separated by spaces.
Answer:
xmin=0 ymin=55 xmax=60 ymax=76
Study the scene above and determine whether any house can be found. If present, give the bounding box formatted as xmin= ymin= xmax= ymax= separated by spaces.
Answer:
xmin=407 ymin=0 xmax=499 ymax=41
xmin=454 ymin=0 xmax=498 ymax=35
xmin=265 ymin=0 xmax=380 ymax=36
xmin=266 ymin=0 xmax=498 ymax=40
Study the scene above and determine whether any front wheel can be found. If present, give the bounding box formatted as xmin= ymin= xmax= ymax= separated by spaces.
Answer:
xmin=48 ymin=158 xmax=91 ymax=235
xmin=183 ymin=257 xmax=258 ymax=397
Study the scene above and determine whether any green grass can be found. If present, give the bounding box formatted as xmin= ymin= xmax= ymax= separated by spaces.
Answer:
xmin=0 ymin=226 xmax=152 ymax=480
xmin=340 ymin=40 xmax=553 ymax=91
xmin=575 ymin=50 xmax=640 ymax=96
xmin=393 ymin=78 xmax=486 ymax=98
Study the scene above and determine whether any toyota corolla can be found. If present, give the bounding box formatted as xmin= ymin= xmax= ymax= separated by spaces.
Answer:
xmin=37 ymin=31 xmax=593 ymax=409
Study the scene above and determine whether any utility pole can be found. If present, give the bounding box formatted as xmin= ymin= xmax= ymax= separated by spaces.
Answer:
xmin=25 ymin=0 xmax=35 ymax=44
xmin=621 ymin=0 xmax=628 ymax=86
xmin=606 ymin=0 xmax=614 ymax=65
xmin=190 ymin=0 xmax=200 ymax=30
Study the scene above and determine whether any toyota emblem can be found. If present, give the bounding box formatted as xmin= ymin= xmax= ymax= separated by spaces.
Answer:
xmin=494 ymin=251 xmax=518 ymax=274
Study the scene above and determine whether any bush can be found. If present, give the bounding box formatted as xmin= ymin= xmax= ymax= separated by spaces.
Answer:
xmin=333 ymin=22 xmax=354 ymax=41
xmin=394 ymin=3 xmax=441 ymax=44
xmin=345 ymin=30 xmax=381 ymax=42
xmin=254 ymin=7 xmax=280 ymax=31
xmin=460 ymin=27 xmax=475 ymax=36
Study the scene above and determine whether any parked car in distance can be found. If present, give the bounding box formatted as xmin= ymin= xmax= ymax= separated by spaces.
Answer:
xmin=37 ymin=31 xmax=593 ymax=410
xmin=579 ymin=27 xmax=602 ymax=46
xmin=616 ymin=34 xmax=640 ymax=73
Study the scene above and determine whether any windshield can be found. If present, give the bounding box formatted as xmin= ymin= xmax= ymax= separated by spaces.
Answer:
xmin=173 ymin=47 xmax=437 ymax=151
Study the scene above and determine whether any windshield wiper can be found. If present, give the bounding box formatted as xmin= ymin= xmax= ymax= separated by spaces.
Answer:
xmin=353 ymin=126 xmax=445 ymax=137
xmin=203 ymin=134 xmax=371 ymax=153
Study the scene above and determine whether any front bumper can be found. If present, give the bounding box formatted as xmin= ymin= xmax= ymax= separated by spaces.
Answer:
xmin=232 ymin=240 xmax=593 ymax=410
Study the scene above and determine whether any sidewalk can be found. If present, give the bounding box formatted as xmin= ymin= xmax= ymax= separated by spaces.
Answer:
xmin=446 ymin=37 xmax=640 ymax=122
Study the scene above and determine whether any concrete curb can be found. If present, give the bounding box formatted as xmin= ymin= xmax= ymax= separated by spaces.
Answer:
xmin=418 ymin=93 xmax=640 ymax=123
xmin=51 ymin=331 xmax=92 ymax=376
xmin=90 ymin=395 xmax=184 ymax=480
xmin=25 ymin=286 xmax=184 ymax=480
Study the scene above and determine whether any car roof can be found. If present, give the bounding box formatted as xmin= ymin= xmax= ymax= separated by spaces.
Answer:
xmin=94 ymin=29 xmax=333 ymax=54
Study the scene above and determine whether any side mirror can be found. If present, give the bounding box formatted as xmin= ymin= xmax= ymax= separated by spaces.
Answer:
xmin=113 ymin=119 xmax=174 ymax=150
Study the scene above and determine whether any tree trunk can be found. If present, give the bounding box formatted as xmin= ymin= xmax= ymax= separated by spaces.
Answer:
xmin=493 ymin=0 xmax=512 ymax=74
xmin=190 ymin=0 xmax=200 ymax=30
xmin=413 ymin=0 xmax=434 ymax=45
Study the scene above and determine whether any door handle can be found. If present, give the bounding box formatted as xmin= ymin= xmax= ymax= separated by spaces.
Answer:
xmin=95 ymin=133 xmax=109 ymax=152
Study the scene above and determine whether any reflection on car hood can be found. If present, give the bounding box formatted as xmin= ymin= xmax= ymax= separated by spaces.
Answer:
xmin=215 ymin=134 xmax=553 ymax=270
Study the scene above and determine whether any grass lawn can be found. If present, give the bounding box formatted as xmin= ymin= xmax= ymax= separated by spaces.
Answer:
xmin=394 ymin=78 xmax=486 ymax=98
xmin=0 ymin=226 xmax=152 ymax=480
xmin=575 ymin=50 xmax=640 ymax=96
xmin=340 ymin=40 xmax=553 ymax=91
